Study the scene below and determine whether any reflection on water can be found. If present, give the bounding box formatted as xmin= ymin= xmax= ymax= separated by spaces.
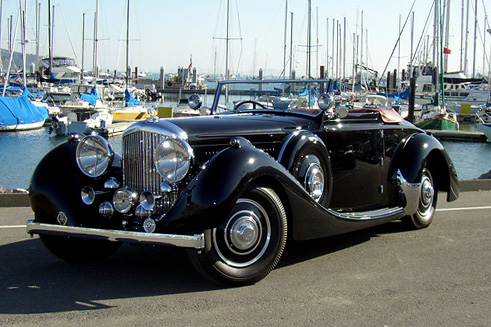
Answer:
xmin=0 ymin=126 xmax=490 ymax=189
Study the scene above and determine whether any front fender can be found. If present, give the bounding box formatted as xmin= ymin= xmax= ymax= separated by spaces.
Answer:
xmin=159 ymin=137 xmax=304 ymax=232
xmin=29 ymin=140 xmax=122 ymax=227
xmin=389 ymin=132 xmax=459 ymax=202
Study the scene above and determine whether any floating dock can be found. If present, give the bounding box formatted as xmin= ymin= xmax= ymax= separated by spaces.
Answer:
xmin=428 ymin=130 xmax=487 ymax=142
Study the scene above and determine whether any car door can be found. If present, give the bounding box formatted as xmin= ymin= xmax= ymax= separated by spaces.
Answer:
xmin=323 ymin=123 xmax=385 ymax=211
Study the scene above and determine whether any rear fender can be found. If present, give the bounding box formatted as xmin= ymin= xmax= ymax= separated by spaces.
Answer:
xmin=389 ymin=132 xmax=459 ymax=202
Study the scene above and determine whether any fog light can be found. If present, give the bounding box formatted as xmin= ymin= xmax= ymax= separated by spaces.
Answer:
xmin=99 ymin=201 xmax=114 ymax=219
xmin=81 ymin=186 xmax=96 ymax=205
xmin=113 ymin=188 xmax=137 ymax=213
xmin=140 ymin=191 xmax=155 ymax=211
xmin=104 ymin=177 xmax=120 ymax=189
xmin=135 ymin=204 xmax=152 ymax=219
xmin=143 ymin=218 xmax=156 ymax=233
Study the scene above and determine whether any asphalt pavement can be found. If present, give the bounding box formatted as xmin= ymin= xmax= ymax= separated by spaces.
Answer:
xmin=0 ymin=190 xmax=490 ymax=326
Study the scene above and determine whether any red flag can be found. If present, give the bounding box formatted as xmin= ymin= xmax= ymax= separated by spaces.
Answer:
xmin=443 ymin=47 xmax=451 ymax=54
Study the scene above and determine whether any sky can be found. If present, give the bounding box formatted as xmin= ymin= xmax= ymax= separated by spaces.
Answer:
xmin=1 ymin=0 xmax=490 ymax=79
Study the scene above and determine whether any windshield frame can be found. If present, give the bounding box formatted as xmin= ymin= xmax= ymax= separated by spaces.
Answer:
xmin=209 ymin=79 xmax=333 ymax=116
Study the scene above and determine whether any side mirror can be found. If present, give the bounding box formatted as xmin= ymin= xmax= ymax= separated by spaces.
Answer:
xmin=188 ymin=94 xmax=202 ymax=110
xmin=318 ymin=93 xmax=334 ymax=111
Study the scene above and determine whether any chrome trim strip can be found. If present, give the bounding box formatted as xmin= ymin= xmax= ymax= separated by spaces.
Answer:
xmin=26 ymin=220 xmax=204 ymax=249
xmin=326 ymin=207 xmax=404 ymax=221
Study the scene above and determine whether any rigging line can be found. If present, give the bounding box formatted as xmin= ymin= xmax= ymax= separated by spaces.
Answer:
xmin=56 ymin=3 xmax=78 ymax=60
xmin=411 ymin=1 xmax=434 ymax=65
xmin=234 ymin=0 xmax=242 ymax=75
xmin=378 ymin=0 xmax=418 ymax=85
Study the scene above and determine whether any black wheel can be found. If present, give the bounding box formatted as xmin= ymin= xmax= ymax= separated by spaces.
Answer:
xmin=188 ymin=186 xmax=287 ymax=286
xmin=403 ymin=166 xmax=437 ymax=229
xmin=290 ymin=143 xmax=331 ymax=207
xmin=36 ymin=214 xmax=121 ymax=263
xmin=234 ymin=100 xmax=267 ymax=110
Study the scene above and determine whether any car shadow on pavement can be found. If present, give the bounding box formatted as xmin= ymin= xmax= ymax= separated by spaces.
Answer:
xmin=278 ymin=220 xmax=410 ymax=268
xmin=0 ymin=237 xmax=218 ymax=315
xmin=0 ymin=221 xmax=409 ymax=315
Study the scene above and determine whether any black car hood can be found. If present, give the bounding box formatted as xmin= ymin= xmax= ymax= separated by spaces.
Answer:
xmin=158 ymin=113 xmax=318 ymax=143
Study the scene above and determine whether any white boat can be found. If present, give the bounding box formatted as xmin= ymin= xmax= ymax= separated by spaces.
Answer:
xmin=477 ymin=123 xmax=491 ymax=142
xmin=39 ymin=57 xmax=81 ymax=84
xmin=0 ymin=94 xmax=49 ymax=132
xmin=50 ymin=109 xmax=113 ymax=136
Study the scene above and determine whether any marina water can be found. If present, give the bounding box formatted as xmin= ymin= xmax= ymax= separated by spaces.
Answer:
xmin=1 ymin=125 xmax=490 ymax=190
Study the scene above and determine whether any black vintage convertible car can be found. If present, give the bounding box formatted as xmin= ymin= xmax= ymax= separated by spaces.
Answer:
xmin=27 ymin=79 xmax=459 ymax=286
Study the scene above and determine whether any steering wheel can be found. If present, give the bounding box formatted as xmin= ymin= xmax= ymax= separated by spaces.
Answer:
xmin=234 ymin=100 xmax=268 ymax=110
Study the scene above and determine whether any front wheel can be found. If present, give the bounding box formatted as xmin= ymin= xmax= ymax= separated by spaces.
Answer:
xmin=188 ymin=186 xmax=287 ymax=286
xmin=403 ymin=166 xmax=437 ymax=229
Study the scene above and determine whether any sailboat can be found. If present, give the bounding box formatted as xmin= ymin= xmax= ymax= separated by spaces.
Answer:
xmin=414 ymin=0 xmax=459 ymax=131
xmin=0 ymin=1 xmax=49 ymax=132
xmin=109 ymin=0 xmax=153 ymax=121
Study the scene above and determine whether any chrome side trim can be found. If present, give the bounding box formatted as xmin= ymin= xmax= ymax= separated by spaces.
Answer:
xmin=326 ymin=207 xmax=404 ymax=221
xmin=26 ymin=220 xmax=204 ymax=249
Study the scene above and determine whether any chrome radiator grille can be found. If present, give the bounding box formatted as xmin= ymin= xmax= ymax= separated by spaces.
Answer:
xmin=123 ymin=130 xmax=178 ymax=215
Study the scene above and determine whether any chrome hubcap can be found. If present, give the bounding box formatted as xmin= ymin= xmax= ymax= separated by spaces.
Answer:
xmin=213 ymin=199 xmax=271 ymax=267
xmin=305 ymin=163 xmax=325 ymax=202
xmin=418 ymin=173 xmax=435 ymax=222
xmin=229 ymin=216 xmax=260 ymax=251
xmin=421 ymin=176 xmax=434 ymax=207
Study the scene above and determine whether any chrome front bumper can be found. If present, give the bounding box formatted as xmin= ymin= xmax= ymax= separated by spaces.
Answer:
xmin=26 ymin=219 xmax=204 ymax=249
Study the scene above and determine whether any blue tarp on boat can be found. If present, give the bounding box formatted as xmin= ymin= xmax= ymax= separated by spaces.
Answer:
xmin=81 ymin=86 xmax=98 ymax=106
xmin=125 ymin=89 xmax=142 ymax=107
xmin=0 ymin=94 xmax=49 ymax=128
xmin=377 ymin=87 xmax=411 ymax=100
xmin=23 ymin=87 xmax=45 ymax=99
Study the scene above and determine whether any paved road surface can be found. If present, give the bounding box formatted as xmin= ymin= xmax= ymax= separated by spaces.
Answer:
xmin=1 ymin=191 xmax=490 ymax=326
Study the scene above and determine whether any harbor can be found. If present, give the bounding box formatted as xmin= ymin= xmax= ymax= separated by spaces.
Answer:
xmin=0 ymin=1 xmax=490 ymax=192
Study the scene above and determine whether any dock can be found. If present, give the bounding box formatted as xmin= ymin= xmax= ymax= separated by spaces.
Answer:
xmin=428 ymin=129 xmax=488 ymax=142
xmin=106 ymin=121 xmax=135 ymax=137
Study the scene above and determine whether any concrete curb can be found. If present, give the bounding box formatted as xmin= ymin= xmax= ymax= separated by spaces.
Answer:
xmin=1 ymin=179 xmax=491 ymax=208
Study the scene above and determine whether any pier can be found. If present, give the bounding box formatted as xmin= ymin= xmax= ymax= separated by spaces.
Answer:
xmin=428 ymin=129 xmax=487 ymax=142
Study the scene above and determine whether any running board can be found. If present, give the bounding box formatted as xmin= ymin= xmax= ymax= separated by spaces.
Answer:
xmin=327 ymin=207 xmax=405 ymax=221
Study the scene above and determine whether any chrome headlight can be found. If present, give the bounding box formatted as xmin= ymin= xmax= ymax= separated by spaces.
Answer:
xmin=76 ymin=135 xmax=114 ymax=178
xmin=154 ymin=137 xmax=193 ymax=183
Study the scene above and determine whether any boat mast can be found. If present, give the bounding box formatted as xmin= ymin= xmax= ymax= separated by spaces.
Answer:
xmin=307 ymin=0 xmax=311 ymax=78
xmin=464 ymin=0 xmax=469 ymax=75
xmin=225 ymin=0 xmax=230 ymax=80
xmin=48 ymin=0 xmax=52 ymax=73
xmin=460 ymin=0 xmax=464 ymax=72
xmin=444 ymin=0 xmax=451 ymax=73
xmin=126 ymin=0 xmax=130 ymax=89
xmin=472 ymin=0 xmax=477 ymax=77
xmin=282 ymin=0 xmax=287 ymax=78
xmin=35 ymin=1 xmax=40 ymax=73
xmin=290 ymin=12 xmax=293 ymax=78
xmin=433 ymin=0 xmax=440 ymax=103
xmin=81 ymin=12 xmax=85 ymax=79
xmin=20 ymin=0 xmax=26 ymax=88
xmin=93 ymin=0 xmax=99 ymax=78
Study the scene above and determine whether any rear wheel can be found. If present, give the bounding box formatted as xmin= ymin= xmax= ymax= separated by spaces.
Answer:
xmin=403 ymin=166 xmax=437 ymax=229
xmin=188 ymin=186 xmax=287 ymax=286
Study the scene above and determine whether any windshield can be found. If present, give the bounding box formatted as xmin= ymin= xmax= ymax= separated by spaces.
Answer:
xmin=211 ymin=79 xmax=331 ymax=116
